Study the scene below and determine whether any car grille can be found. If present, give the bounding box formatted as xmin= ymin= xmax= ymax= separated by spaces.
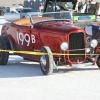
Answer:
xmin=69 ymin=32 xmax=85 ymax=62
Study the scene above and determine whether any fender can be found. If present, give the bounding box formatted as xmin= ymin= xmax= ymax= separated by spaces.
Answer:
xmin=1 ymin=32 xmax=14 ymax=50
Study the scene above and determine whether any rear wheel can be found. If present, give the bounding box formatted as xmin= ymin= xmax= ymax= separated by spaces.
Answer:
xmin=0 ymin=36 xmax=9 ymax=65
xmin=96 ymin=56 xmax=100 ymax=68
xmin=40 ymin=46 xmax=54 ymax=75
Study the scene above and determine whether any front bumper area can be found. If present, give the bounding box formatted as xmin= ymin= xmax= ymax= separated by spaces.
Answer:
xmin=53 ymin=57 xmax=95 ymax=69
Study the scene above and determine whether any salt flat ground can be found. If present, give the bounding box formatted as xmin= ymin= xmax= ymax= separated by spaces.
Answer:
xmin=0 ymin=16 xmax=100 ymax=100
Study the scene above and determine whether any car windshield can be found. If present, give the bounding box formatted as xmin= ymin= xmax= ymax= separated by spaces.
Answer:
xmin=31 ymin=11 xmax=72 ymax=24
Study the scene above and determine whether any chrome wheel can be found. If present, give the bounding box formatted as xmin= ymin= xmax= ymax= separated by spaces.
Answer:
xmin=40 ymin=55 xmax=47 ymax=71
xmin=40 ymin=46 xmax=54 ymax=75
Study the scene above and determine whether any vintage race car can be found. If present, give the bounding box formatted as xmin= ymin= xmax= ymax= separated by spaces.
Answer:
xmin=85 ymin=24 xmax=100 ymax=67
xmin=0 ymin=11 xmax=99 ymax=75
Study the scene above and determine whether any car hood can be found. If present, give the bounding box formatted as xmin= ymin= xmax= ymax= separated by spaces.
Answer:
xmin=38 ymin=21 xmax=83 ymax=33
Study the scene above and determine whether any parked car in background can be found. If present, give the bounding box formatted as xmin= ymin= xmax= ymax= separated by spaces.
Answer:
xmin=4 ymin=7 xmax=38 ymax=21
xmin=8 ymin=4 xmax=23 ymax=13
xmin=84 ymin=23 xmax=100 ymax=68
xmin=0 ymin=6 xmax=9 ymax=16
xmin=1 ymin=11 xmax=99 ymax=75
xmin=0 ymin=4 xmax=23 ymax=16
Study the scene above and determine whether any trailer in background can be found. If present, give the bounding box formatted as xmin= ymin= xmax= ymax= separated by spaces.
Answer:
xmin=24 ymin=0 xmax=46 ymax=12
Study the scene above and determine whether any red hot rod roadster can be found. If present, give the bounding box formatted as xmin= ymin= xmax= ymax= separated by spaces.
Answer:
xmin=0 ymin=11 xmax=99 ymax=75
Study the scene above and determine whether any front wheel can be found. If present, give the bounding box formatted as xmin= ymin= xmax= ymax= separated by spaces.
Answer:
xmin=96 ymin=56 xmax=100 ymax=68
xmin=40 ymin=46 xmax=54 ymax=75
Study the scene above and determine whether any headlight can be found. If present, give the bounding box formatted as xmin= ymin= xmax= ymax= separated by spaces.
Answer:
xmin=90 ymin=39 xmax=98 ymax=48
xmin=60 ymin=42 xmax=68 ymax=51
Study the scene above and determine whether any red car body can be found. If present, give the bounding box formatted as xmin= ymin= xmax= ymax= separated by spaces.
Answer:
xmin=1 ymin=20 xmax=85 ymax=61
xmin=0 ymin=11 xmax=99 ymax=75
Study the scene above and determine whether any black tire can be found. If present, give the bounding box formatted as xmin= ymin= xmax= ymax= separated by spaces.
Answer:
xmin=40 ymin=46 xmax=54 ymax=75
xmin=0 ymin=36 xmax=9 ymax=65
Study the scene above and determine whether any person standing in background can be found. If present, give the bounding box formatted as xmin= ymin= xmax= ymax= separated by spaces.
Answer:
xmin=87 ymin=0 xmax=96 ymax=9
xmin=39 ymin=3 xmax=44 ymax=12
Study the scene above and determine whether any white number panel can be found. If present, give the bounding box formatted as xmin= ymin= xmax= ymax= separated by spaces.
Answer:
xmin=16 ymin=31 xmax=36 ymax=46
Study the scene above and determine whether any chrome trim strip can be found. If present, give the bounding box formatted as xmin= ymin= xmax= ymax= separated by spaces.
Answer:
xmin=33 ymin=19 xmax=72 ymax=24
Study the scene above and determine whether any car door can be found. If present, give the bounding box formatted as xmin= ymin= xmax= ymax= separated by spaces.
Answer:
xmin=14 ymin=25 xmax=41 ymax=61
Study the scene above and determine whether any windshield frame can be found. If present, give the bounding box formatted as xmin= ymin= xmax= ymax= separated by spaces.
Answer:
xmin=29 ymin=11 xmax=73 ymax=24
